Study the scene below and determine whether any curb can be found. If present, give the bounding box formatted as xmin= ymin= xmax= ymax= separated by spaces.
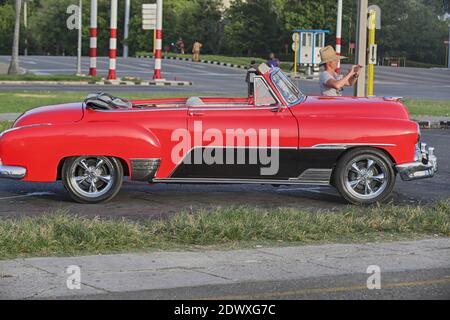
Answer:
xmin=136 ymin=55 xmax=250 ymax=70
xmin=415 ymin=120 xmax=450 ymax=129
xmin=0 ymin=81 xmax=92 ymax=85
xmin=95 ymin=80 xmax=193 ymax=86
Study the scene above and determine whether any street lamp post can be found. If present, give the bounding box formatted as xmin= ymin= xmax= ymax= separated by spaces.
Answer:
xmin=89 ymin=0 xmax=98 ymax=76
xmin=448 ymin=24 xmax=450 ymax=69
xmin=24 ymin=0 xmax=28 ymax=56
xmin=108 ymin=0 xmax=118 ymax=80
xmin=336 ymin=0 xmax=343 ymax=74
xmin=354 ymin=0 xmax=368 ymax=97
xmin=76 ymin=0 xmax=82 ymax=75
xmin=123 ymin=0 xmax=130 ymax=58
xmin=153 ymin=0 xmax=163 ymax=80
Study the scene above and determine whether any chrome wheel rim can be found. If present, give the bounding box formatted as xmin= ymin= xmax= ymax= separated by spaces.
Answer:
xmin=69 ymin=157 xmax=115 ymax=199
xmin=344 ymin=156 xmax=389 ymax=200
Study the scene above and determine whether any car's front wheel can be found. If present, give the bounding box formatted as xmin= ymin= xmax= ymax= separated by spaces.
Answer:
xmin=334 ymin=148 xmax=396 ymax=205
xmin=62 ymin=156 xmax=123 ymax=204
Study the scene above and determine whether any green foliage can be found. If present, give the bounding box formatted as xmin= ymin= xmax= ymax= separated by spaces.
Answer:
xmin=372 ymin=0 xmax=449 ymax=66
xmin=0 ymin=3 xmax=14 ymax=54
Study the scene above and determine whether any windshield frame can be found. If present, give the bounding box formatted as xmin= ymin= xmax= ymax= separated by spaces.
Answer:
xmin=269 ymin=69 xmax=305 ymax=106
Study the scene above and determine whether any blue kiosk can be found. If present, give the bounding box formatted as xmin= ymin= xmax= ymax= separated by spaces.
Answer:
xmin=293 ymin=29 xmax=329 ymax=77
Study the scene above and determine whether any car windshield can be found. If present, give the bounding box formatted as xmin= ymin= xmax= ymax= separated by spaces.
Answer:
xmin=270 ymin=70 xmax=304 ymax=105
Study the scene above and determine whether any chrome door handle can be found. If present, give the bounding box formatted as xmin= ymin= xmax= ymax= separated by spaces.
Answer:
xmin=189 ymin=112 xmax=204 ymax=117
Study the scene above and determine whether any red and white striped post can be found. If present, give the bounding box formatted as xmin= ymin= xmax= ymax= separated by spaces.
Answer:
xmin=108 ymin=0 xmax=118 ymax=80
xmin=336 ymin=0 xmax=343 ymax=74
xmin=153 ymin=0 xmax=163 ymax=80
xmin=89 ymin=0 xmax=98 ymax=76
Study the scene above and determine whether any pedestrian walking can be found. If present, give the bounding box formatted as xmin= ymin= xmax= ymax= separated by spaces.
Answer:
xmin=319 ymin=45 xmax=361 ymax=96
xmin=267 ymin=53 xmax=280 ymax=68
xmin=164 ymin=44 xmax=170 ymax=54
xmin=192 ymin=41 xmax=203 ymax=62
xmin=177 ymin=38 xmax=185 ymax=54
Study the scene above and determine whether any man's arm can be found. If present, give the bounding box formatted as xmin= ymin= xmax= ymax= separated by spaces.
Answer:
xmin=325 ymin=66 xmax=360 ymax=90
xmin=325 ymin=72 xmax=354 ymax=90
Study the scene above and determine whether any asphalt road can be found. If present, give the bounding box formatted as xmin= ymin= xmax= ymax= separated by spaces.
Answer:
xmin=0 ymin=130 xmax=448 ymax=219
xmin=78 ymin=268 xmax=450 ymax=300
xmin=1 ymin=55 xmax=450 ymax=99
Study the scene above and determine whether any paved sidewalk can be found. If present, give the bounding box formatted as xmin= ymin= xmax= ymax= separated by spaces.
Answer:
xmin=0 ymin=113 xmax=21 ymax=122
xmin=1 ymin=238 xmax=449 ymax=299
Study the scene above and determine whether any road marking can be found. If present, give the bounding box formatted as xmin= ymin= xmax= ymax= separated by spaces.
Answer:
xmin=204 ymin=277 xmax=450 ymax=300
xmin=0 ymin=192 xmax=55 ymax=200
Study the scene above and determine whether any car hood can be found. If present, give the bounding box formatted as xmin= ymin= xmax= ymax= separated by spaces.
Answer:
xmin=13 ymin=102 xmax=84 ymax=127
xmin=295 ymin=96 xmax=410 ymax=120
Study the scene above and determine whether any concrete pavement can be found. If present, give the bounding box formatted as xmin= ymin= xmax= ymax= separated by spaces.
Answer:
xmin=1 ymin=238 xmax=449 ymax=299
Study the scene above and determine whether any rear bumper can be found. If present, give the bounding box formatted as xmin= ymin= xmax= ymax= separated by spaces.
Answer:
xmin=396 ymin=143 xmax=438 ymax=181
xmin=0 ymin=159 xmax=26 ymax=180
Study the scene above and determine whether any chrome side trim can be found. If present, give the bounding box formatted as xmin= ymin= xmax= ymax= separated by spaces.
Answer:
xmin=94 ymin=108 xmax=188 ymax=113
xmin=93 ymin=106 xmax=284 ymax=112
xmin=153 ymin=178 xmax=330 ymax=186
xmin=311 ymin=143 xmax=396 ymax=150
xmin=289 ymin=169 xmax=332 ymax=184
xmin=189 ymin=106 xmax=280 ymax=111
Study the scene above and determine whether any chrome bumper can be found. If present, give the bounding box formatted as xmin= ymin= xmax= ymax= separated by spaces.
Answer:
xmin=0 ymin=159 xmax=26 ymax=180
xmin=396 ymin=143 xmax=438 ymax=181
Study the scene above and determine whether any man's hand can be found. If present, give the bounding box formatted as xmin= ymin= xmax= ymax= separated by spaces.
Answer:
xmin=351 ymin=65 xmax=363 ymax=76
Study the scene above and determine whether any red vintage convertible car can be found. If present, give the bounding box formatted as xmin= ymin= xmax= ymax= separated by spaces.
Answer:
xmin=0 ymin=64 xmax=438 ymax=204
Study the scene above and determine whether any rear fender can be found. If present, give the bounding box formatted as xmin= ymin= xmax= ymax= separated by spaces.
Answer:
xmin=0 ymin=122 xmax=161 ymax=182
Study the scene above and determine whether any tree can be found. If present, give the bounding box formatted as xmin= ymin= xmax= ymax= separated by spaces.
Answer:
xmin=224 ymin=0 xmax=282 ymax=56
xmin=372 ymin=0 xmax=449 ymax=65
xmin=8 ymin=0 xmax=22 ymax=74
xmin=0 ymin=3 xmax=15 ymax=54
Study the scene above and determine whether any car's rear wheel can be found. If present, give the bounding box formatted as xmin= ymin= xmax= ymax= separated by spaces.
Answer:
xmin=334 ymin=148 xmax=396 ymax=205
xmin=62 ymin=156 xmax=123 ymax=204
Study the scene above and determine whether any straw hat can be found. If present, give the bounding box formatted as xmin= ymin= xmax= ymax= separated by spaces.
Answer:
xmin=319 ymin=45 xmax=347 ymax=65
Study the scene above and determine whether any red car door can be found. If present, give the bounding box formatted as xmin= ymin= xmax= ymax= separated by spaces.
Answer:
xmin=170 ymin=90 xmax=299 ymax=181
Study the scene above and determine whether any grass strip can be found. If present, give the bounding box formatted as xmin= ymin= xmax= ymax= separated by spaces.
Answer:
xmin=0 ymin=200 xmax=448 ymax=260
xmin=0 ymin=74 xmax=101 ymax=82
xmin=0 ymin=92 xmax=449 ymax=117
xmin=0 ymin=121 xmax=11 ymax=132
xmin=137 ymin=52 xmax=267 ymax=66
xmin=404 ymin=99 xmax=450 ymax=117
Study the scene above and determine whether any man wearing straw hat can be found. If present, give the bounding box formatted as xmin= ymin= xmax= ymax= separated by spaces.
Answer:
xmin=319 ymin=45 xmax=362 ymax=96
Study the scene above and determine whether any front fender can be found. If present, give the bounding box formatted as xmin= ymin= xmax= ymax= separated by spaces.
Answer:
xmin=297 ymin=117 xmax=419 ymax=165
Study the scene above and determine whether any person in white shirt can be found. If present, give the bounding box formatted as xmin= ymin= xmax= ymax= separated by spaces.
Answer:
xmin=319 ymin=45 xmax=362 ymax=96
